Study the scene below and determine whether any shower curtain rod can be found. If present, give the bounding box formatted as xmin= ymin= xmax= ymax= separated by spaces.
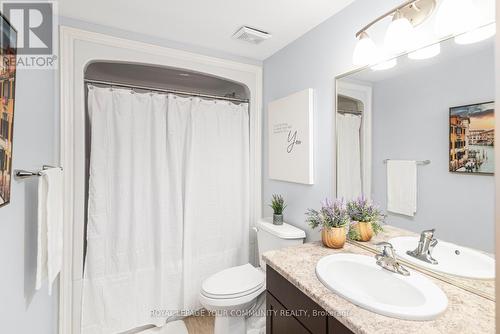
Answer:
xmin=84 ymin=79 xmax=250 ymax=103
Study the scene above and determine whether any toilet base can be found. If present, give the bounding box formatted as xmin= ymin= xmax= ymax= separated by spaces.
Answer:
xmin=211 ymin=292 xmax=266 ymax=334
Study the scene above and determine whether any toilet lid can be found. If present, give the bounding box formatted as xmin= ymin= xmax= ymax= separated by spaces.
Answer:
xmin=201 ymin=263 xmax=265 ymax=299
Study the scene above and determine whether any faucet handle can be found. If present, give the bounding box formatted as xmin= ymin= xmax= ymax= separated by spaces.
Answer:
xmin=429 ymin=237 xmax=438 ymax=251
xmin=376 ymin=241 xmax=393 ymax=248
xmin=421 ymin=229 xmax=436 ymax=239
xmin=376 ymin=242 xmax=396 ymax=259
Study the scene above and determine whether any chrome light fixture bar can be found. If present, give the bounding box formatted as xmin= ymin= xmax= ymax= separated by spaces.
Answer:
xmin=355 ymin=0 xmax=436 ymax=39
xmin=353 ymin=0 xmax=496 ymax=68
xmin=352 ymin=0 xmax=436 ymax=67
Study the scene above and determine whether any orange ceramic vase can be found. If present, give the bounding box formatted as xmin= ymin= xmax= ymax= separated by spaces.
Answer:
xmin=321 ymin=226 xmax=346 ymax=249
xmin=351 ymin=221 xmax=374 ymax=242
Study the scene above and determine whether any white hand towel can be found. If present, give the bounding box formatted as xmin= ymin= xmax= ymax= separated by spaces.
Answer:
xmin=386 ymin=160 xmax=417 ymax=217
xmin=36 ymin=168 xmax=63 ymax=295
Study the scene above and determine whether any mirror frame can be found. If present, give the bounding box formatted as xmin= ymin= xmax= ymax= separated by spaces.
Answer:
xmin=333 ymin=28 xmax=496 ymax=301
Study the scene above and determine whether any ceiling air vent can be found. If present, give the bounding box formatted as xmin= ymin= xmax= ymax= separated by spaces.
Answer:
xmin=232 ymin=26 xmax=271 ymax=44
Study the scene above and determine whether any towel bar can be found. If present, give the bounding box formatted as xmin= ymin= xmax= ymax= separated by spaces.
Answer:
xmin=14 ymin=165 xmax=63 ymax=179
xmin=383 ymin=159 xmax=430 ymax=165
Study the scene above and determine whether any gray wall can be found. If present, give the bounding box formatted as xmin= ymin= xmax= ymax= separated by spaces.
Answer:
xmin=0 ymin=67 xmax=59 ymax=333
xmin=263 ymin=0 xmax=402 ymax=239
xmin=371 ymin=45 xmax=495 ymax=252
xmin=0 ymin=17 xmax=260 ymax=334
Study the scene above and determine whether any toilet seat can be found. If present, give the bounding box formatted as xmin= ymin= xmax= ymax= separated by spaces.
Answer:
xmin=199 ymin=284 xmax=265 ymax=310
xmin=202 ymin=282 xmax=264 ymax=300
xmin=201 ymin=263 xmax=265 ymax=300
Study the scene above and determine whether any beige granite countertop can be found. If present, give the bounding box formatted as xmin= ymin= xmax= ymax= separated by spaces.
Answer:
xmin=263 ymin=241 xmax=495 ymax=334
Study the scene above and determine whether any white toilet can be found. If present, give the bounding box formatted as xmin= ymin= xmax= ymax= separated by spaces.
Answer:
xmin=199 ymin=218 xmax=306 ymax=334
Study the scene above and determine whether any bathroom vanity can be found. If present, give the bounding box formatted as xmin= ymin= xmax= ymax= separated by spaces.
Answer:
xmin=266 ymin=265 xmax=352 ymax=334
xmin=263 ymin=242 xmax=495 ymax=334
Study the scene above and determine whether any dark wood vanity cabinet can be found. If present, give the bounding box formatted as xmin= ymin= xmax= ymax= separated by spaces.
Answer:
xmin=266 ymin=265 xmax=354 ymax=334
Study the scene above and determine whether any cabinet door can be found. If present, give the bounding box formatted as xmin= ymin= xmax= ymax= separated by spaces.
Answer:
xmin=328 ymin=316 xmax=353 ymax=334
xmin=266 ymin=292 xmax=311 ymax=334
xmin=266 ymin=266 xmax=327 ymax=333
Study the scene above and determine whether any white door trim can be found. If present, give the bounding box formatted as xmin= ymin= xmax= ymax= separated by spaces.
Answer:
xmin=59 ymin=26 xmax=262 ymax=334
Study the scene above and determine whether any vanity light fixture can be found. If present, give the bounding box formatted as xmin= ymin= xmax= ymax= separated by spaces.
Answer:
xmin=352 ymin=32 xmax=378 ymax=66
xmin=352 ymin=0 xmax=437 ymax=66
xmin=434 ymin=0 xmax=476 ymax=38
xmin=435 ymin=0 xmax=495 ymax=44
xmin=408 ymin=42 xmax=441 ymax=60
xmin=352 ymin=0 xmax=495 ymax=69
xmin=384 ymin=10 xmax=415 ymax=54
xmin=407 ymin=30 xmax=441 ymax=60
xmin=455 ymin=22 xmax=496 ymax=45
xmin=371 ymin=58 xmax=397 ymax=71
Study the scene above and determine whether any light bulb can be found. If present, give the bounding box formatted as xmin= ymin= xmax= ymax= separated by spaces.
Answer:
xmin=352 ymin=32 xmax=377 ymax=66
xmin=435 ymin=0 xmax=479 ymax=38
xmin=371 ymin=58 xmax=397 ymax=71
xmin=408 ymin=43 xmax=441 ymax=60
xmin=455 ymin=23 xmax=496 ymax=44
xmin=384 ymin=12 xmax=415 ymax=55
xmin=407 ymin=30 xmax=441 ymax=60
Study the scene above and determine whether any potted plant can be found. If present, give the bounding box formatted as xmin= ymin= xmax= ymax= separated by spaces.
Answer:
xmin=347 ymin=197 xmax=384 ymax=242
xmin=270 ymin=194 xmax=287 ymax=225
xmin=306 ymin=198 xmax=350 ymax=249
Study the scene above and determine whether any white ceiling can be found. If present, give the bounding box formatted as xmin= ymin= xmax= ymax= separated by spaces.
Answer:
xmin=60 ymin=0 xmax=354 ymax=61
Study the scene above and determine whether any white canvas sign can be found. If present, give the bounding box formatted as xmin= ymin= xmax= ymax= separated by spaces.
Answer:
xmin=268 ymin=88 xmax=314 ymax=184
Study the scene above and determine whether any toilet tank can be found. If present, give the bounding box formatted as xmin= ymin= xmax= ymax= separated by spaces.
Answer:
xmin=256 ymin=218 xmax=306 ymax=270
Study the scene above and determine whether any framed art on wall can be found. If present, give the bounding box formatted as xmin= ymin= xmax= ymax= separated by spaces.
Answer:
xmin=449 ymin=101 xmax=494 ymax=175
xmin=268 ymin=88 xmax=314 ymax=184
xmin=0 ymin=13 xmax=17 ymax=207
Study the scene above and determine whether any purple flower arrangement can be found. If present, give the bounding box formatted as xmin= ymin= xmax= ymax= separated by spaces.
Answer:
xmin=347 ymin=196 xmax=385 ymax=239
xmin=305 ymin=198 xmax=350 ymax=229
xmin=306 ymin=196 xmax=385 ymax=238
xmin=347 ymin=196 xmax=385 ymax=223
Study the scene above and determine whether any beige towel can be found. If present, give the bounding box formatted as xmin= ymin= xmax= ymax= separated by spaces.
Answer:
xmin=387 ymin=160 xmax=417 ymax=217
xmin=36 ymin=168 xmax=63 ymax=295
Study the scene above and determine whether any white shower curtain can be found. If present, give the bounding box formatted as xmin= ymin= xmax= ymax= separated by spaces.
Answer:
xmin=336 ymin=113 xmax=362 ymax=200
xmin=82 ymin=87 xmax=250 ymax=334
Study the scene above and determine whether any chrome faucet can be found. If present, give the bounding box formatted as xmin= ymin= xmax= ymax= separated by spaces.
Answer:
xmin=375 ymin=242 xmax=410 ymax=276
xmin=406 ymin=229 xmax=438 ymax=265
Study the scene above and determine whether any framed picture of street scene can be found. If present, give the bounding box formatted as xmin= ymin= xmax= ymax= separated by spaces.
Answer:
xmin=0 ymin=13 xmax=17 ymax=208
xmin=449 ymin=101 xmax=494 ymax=175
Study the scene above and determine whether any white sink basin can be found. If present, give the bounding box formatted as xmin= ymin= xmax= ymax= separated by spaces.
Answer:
xmin=389 ymin=236 xmax=495 ymax=280
xmin=316 ymin=253 xmax=447 ymax=320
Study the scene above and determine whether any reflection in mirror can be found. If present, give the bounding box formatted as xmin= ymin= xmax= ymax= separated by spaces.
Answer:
xmin=336 ymin=88 xmax=370 ymax=200
xmin=336 ymin=35 xmax=495 ymax=300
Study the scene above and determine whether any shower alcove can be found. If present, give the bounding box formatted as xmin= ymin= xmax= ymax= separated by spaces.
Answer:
xmin=60 ymin=27 xmax=263 ymax=334
xmin=82 ymin=60 xmax=254 ymax=266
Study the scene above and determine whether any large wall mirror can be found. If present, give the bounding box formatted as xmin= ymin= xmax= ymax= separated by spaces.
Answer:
xmin=335 ymin=33 xmax=495 ymax=300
